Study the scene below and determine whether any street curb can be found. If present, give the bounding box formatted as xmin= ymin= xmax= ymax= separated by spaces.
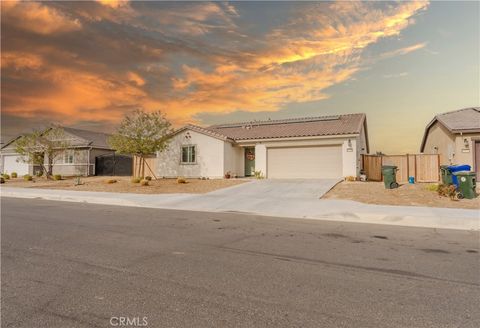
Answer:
xmin=1 ymin=187 xmax=478 ymax=231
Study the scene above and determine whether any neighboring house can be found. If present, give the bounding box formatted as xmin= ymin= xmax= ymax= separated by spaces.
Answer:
xmin=157 ymin=113 xmax=369 ymax=179
xmin=420 ymin=107 xmax=480 ymax=179
xmin=0 ymin=127 xmax=125 ymax=176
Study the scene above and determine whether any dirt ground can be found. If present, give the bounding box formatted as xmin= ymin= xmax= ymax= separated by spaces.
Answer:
xmin=1 ymin=176 xmax=246 ymax=194
xmin=324 ymin=181 xmax=479 ymax=209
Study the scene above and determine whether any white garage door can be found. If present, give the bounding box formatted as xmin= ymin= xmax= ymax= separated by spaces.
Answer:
xmin=267 ymin=145 xmax=342 ymax=179
xmin=3 ymin=155 xmax=29 ymax=175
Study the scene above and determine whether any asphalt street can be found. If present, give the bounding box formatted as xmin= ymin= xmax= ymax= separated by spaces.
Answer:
xmin=1 ymin=197 xmax=479 ymax=328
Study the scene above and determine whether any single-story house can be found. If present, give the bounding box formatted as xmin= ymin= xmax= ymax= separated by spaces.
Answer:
xmin=157 ymin=113 xmax=369 ymax=179
xmin=420 ymin=107 xmax=480 ymax=179
xmin=0 ymin=127 xmax=130 ymax=176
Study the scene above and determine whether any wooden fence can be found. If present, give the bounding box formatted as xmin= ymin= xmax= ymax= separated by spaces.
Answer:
xmin=362 ymin=154 xmax=440 ymax=183
xmin=133 ymin=155 xmax=157 ymax=178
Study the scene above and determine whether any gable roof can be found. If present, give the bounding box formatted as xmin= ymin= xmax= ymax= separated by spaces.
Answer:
xmin=169 ymin=124 xmax=235 ymax=143
xmin=173 ymin=113 xmax=368 ymax=150
xmin=420 ymin=107 xmax=480 ymax=151
xmin=1 ymin=127 xmax=112 ymax=150
xmin=62 ymin=127 xmax=112 ymax=149
xmin=208 ymin=113 xmax=367 ymax=140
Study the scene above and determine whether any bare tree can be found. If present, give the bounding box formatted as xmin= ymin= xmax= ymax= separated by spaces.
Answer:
xmin=108 ymin=109 xmax=173 ymax=178
xmin=15 ymin=126 xmax=72 ymax=178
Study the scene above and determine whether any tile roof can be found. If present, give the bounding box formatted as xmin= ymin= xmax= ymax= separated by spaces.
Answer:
xmin=1 ymin=127 xmax=112 ymax=150
xmin=420 ymin=107 xmax=480 ymax=152
xmin=63 ymin=127 xmax=112 ymax=149
xmin=205 ymin=113 xmax=366 ymax=140
xmin=434 ymin=107 xmax=480 ymax=133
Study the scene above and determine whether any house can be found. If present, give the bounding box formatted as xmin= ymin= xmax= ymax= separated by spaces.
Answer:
xmin=157 ymin=113 xmax=369 ymax=179
xmin=0 ymin=127 xmax=130 ymax=176
xmin=420 ymin=107 xmax=480 ymax=179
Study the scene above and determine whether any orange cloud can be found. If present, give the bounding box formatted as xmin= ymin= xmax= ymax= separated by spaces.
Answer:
xmin=97 ymin=0 xmax=129 ymax=9
xmin=1 ymin=1 xmax=430 ymax=129
xmin=1 ymin=52 xmax=43 ymax=70
xmin=1 ymin=1 xmax=81 ymax=35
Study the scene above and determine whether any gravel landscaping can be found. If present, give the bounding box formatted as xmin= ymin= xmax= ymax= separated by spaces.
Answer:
xmin=323 ymin=181 xmax=479 ymax=209
xmin=1 ymin=176 xmax=246 ymax=194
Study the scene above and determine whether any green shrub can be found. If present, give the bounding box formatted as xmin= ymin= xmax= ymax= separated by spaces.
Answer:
xmin=105 ymin=179 xmax=117 ymax=184
xmin=177 ymin=177 xmax=186 ymax=184
xmin=0 ymin=177 xmax=5 ymax=184
xmin=140 ymin=179 xmax=149 ymax=186
xmin=2 ymin=174 xmax=10 ymax=180
xmin=53 ymin=174 xmax=62 ymax=180
xmin=131 ymin=177 xmax=141 ymax=183
xmin=253 ymin=171 xmax=264 ymax=179
xmin=11 ymin=172 xmax=17 ymax=178
xmin=35 ymin=170 xmax=43 ymax=177
xmin=23 ymin=175 xmax=33 ymax=181
xmin=145 ymin=176 xmax=152 ymax=181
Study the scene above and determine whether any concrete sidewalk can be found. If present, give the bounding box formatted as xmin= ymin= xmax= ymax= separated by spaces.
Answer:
xmin=1 ymin=186 xmax=479 ymax=231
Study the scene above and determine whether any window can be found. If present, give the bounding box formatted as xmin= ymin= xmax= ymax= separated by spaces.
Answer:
xmin=181 ymin=145 xmax=196 ymax=164
xmin=64 ymin=150 xmax=74 ymax=164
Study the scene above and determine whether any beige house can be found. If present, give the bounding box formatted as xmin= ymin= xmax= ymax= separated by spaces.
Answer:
xmin=420 ymin=107 xmax=480 ymax=179
xmin=1 ymin=127 xmax=117 ymax=176
xmin=157 ymin=113 xmax=369 ymax=179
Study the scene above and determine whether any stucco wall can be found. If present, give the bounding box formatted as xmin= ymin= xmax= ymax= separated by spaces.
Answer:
xmin=254 ymin=144 xmax=267 ymax=176
xmin=423 ymin=122 xmax=456 ymax=165
xmin=357 ymin=125 xmax=368 ymax=173
xmin=157 ymin=130 xmax=226 ymax=178
xmin=50 ymin=149 xmax=88 ymax=176
xmin=423 ymin=122 xmax=480 ymax=167
xmin=454 ymin=133 xmax=480 ymax=168
xmin=224 ymin=142 xmax=244 ymax=177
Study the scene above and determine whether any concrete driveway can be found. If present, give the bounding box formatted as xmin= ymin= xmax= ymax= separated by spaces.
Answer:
xmin=207 ymin=178 xmax=342 ymax=199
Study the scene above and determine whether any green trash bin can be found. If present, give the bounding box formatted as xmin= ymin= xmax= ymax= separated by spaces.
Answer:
xmin=440 ymin=165 xmax=453 ymax=185
xmin=453 ymin=171 xmax=477 ymax=199
xmin=382 ymin=165 xmax=399 ymax=189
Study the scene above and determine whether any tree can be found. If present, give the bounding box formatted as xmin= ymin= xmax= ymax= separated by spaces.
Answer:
xmin=108 ymin=109 xmax=173 ymax=178
xmin=15 ymin=126 xmax=72 ymax=178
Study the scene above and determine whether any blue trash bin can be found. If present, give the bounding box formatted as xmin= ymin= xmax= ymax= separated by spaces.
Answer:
xmin=448 ymin=165 xmax=471 ymax=187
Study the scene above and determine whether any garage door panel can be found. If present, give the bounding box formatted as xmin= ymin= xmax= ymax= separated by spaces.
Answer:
xmin=267 ymin=146 xmax=342 ymax=179
xmin=3 ymin=155 xmax=29 ymax=175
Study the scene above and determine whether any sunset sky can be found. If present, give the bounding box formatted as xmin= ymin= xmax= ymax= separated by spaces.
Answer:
xmin=1 ymin=1 xmax=478 ymax=153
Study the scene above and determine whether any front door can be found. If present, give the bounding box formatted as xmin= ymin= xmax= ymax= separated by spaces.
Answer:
xmin=244 ymin=147 xmax=255 ymax=176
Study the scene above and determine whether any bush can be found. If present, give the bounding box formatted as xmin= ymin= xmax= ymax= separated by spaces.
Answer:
xmin=131 ymin=177 xmax=141 ymax=183
xmin=105 ymin=179 xmax=117 ymax=184
xmin=53 ymin=174 xmax=62 ymax=180
xmin=23 ymin=174 xmax=33 ymax=181
xmin=0 ymin=177 xmax=4 ymax=184
xmin=11 ymin=172 xmax=17 ymax=178
xmin=145 ymin=176 xmax=152 ymax=181
xmin=35 ymin=170 xmax=43 ymax=177
xmin=2 ymin=174 xmax=10 ymax=179
xmin=140 ymin=179 xmax=149 ymax=186
xmin=345 ymin=176 xmax=356 ymax=182
xmin=177 ymin=177 xmax=186 ymax=184
xmin=254 ymin=171 xmax=264 ymax=179
xmin=437 ymin=184 xmax=459 ymax=201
